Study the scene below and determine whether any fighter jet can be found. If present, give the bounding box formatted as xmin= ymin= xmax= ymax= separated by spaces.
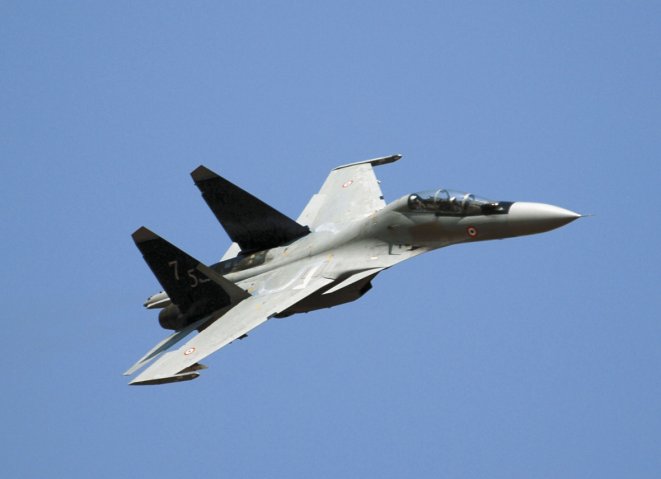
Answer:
xmin=126 ymin=154 xmax=580 ymax=385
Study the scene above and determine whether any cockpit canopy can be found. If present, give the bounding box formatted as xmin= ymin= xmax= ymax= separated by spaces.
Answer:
xmin=408 ymin=189 xmax=499 ymax=216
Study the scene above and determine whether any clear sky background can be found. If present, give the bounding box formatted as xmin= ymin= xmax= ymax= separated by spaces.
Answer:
xmin=2 ymin=2 xmax=659 ymax=478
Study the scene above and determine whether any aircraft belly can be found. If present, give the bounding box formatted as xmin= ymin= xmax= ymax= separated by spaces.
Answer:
xmin=275 ymin=272 xmax=378 ymax=317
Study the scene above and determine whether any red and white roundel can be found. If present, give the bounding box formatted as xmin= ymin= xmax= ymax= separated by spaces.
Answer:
xmin=184 ymin=347 xmax=196 ymax=356
xmin=466 ymin=226 xmax=478 ymax=238
xmin=342 ymin=180 xmax=353 ymax=188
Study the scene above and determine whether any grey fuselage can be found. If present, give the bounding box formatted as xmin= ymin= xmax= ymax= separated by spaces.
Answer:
xmin=180 ymin=195 xmax=581 ymax=317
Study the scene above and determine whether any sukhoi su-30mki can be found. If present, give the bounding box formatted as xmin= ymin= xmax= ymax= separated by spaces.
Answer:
xmin=126 ymin=154 xmax=580 ymax=385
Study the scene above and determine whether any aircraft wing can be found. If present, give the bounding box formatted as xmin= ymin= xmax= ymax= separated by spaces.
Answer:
xmin=297 ymin=154 xmax=401 ymax=229
xmin=123 ymin=314 xmax=212 ymax=376
xmin=129 ymin=275 xmax=334 ymax=385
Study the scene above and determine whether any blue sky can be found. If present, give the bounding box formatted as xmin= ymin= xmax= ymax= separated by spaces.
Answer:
xmin=2 ymin=2 xmax=659 ymax=477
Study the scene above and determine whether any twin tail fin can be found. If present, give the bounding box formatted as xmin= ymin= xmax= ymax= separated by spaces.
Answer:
xmin=191 ymin=166 xmax=310 ymax=254
xmin=132 ymin=227 xmax=249 ymax=317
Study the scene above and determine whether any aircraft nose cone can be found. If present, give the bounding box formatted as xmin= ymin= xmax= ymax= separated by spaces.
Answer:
xmin=508 ymin=202 xmax=581 ymax=235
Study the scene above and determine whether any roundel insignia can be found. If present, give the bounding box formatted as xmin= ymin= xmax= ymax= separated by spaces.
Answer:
xmin=342 ymin=180 xmax=353 ymax=188
xmin=467 ymin=226 xmax=478 ymax=238
xmin=184 ymin=347 xmax=196 ymax=356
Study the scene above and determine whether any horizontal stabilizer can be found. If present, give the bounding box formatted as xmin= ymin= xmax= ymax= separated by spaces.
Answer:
xmin=123 ymin=314 xmax=214 ymax=376
xmin=191 ymin=166 xmax=310 ymax=253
